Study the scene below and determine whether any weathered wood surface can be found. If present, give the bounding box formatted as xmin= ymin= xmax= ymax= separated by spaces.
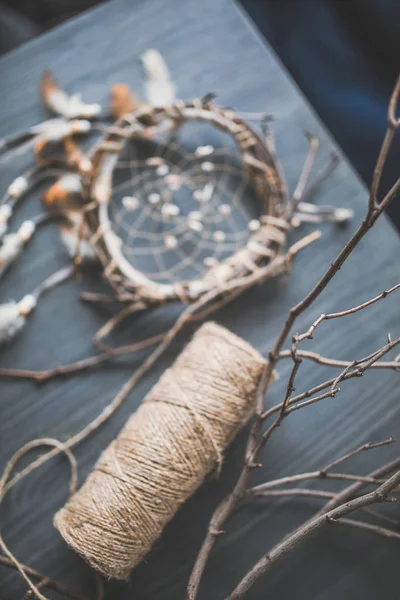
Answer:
xmin=0 ymin=0 xmax=399 ymax=598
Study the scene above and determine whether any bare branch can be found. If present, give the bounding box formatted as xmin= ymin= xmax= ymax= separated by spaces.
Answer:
xmin=321 ymin=438 xmax=394 ymax=474
xmin=301 ymin=152 xmax=339 ymax=205
xmin=248 ymin=491 xmax=400 ymax=541
xmin=290 ymin=132 xmax=319 ymax=212
xmin=277 ymin=349 xmax=400 ymax=371
xmin=250 ymin=472 xmax=386 ymax=495
xmin=369 ymin=74 xmax=400 ymax=210
xmin=297 ymin=282 xmax=400 ymax=343
xmin=262 ymin=335 xmax=400 ymax=421
xmin=226 ymin=470 xmax=400 ymax=599
xmin=0 ymin=332 xmax=165 ymax=382
xmin=0 ymin=555 xmax=89 ymax=600
xmin=338 ymin=517 xmax=400 ymax=541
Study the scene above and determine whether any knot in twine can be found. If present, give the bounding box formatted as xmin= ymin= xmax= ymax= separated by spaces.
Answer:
xmin=54 ymin=322 xmax=266 ymax=579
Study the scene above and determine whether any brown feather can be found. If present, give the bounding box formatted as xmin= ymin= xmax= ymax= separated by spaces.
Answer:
xmin=64 ymin=137 xmax=92 ymax=174
xmin=40 ymin=69 xmax=61 ymax=108
xmin=42 ymin=176 xmax=82 ymax=210
xmin=110 ymin=84 xmax=140 ymax=119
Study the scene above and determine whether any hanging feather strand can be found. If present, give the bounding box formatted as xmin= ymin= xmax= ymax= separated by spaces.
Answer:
xmin=42 ymin=174 xmax=97 ymax=263
xmin=0 ymin=295 xmax=36 ymax=345
xmin=141 ymin=49 xmax=177 ymax=107
xmin=0 ymin=264 xmax=74 ymax=346
xmin=41 ymin=70 xmax=102 ymax=120
xmin=109 ymin=84 xmax=141 ymax=120
xmin=0 ymin=205 xmax=12 ymax=240
xmin=0 ymin=167 xmax=66 ymax=242
xmin=0 ymin=221 xmax=35 ymax=278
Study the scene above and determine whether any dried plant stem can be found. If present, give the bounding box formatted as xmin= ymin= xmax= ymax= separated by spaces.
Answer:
xmin=0 ymin=555 xmax=89 ymax=600
xmin=362 ymin=506 xmax=399 ymax=527
xmin=226 ymin=470 xmax=400 ymax=599
xmin=251 ymin=487 xmax=334 ymax=500
xmin=337 ymin=517 xmax=400 ymax=540
xmin=0 ymin=439 xmax=78 ymax=600
xmin=250 ymin=489 xmax=400 ymax=537
xmin=249 ymin=491 xmax=400 ymax=541
xmin=301 ymin=152 xmax=339 ymax=205
xmin=277 ymin=349 xmax=400 ymax=370
xmin=0 ymin=332 xmax=165 ymax=382
xmin=263 ymin=334 xmax=400 ymax=421
xmin=296 ymin=282 xmax=400 ymax=342
xmin=187 ymin=75 xmax=400 ymax=600
xmin=250 ymin=438 xmax=394 ymax=495
xmin=251 ymin=472 xmax=386 ymax=493
xmin=318 ymin=457 xmax=400 ymax=517
xmin=290 ymin=133 xmax=319 ymax=211
xmin=322 ymin=438 xmax=394 ymax=472
xmin=259 ymin=336 xmax=399 ymax=456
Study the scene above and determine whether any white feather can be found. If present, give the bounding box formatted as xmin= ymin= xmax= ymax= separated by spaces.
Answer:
xmin=31 ymin=118 xmax=91 ymax=142
xmin=60 ymin=212 xmax=96 ymax=262
xmin=31 ymin=118 xmax=70 ymax=138
xmin=0 ymin=234 xmax=23 ymax=277
xmin=7 ymin=176 xmax=28 ymax=199
xmin=0 ymin=294 xmax=36 ymax=345
xmin=67 ymin=95 xmax=102 ymax=120
xmin=0 ymin=221 xmax=35 ymax=278
xmin=48 ymin=89 xmax=102 ymax=120
xmin=58 ymin=173 xmax=83 ymax=194
xmin=0 ymin=301 xmax=25 ymax=345
xmin=141 ymin=49 xmax=176 ymax=107
xmin=60 ymin=229 xmax=96 ymax=262
xmin=0 ymin=204 xmax=12 ymax=240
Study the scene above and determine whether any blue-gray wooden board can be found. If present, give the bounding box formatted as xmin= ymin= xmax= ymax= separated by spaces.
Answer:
xmin=0 ymin=0 xmax=399 ymax=598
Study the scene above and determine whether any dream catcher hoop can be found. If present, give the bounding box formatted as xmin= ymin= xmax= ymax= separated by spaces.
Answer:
xmin=83 ymin=99 xmax=293 ymax=310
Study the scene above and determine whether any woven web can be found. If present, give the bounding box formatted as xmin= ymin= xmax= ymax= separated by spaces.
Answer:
xmin=109 ymin=122 xmax=261 ymax=283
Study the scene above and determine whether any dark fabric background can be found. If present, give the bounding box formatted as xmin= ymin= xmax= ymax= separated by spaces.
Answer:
xmin=1 ymin=0 xmax=399 ymax=227
xmin=241 ymin=0 xmax=400 ymax=227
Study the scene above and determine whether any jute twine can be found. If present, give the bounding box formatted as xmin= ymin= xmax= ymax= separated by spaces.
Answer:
xmin=54 ymin=322 xmax=266 ymax=579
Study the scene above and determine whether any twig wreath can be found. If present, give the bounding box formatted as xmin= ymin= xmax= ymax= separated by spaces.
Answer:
xmin=86 ymin=100 xmax=290 ymax=309
xmin=0 ymin=50 xmax=399 ymax=600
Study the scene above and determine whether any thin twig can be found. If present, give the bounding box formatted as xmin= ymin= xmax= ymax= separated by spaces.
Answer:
xmin=0 ymin=440 xmax=78 ymax=600
xmin=262 ymin=335 xmax=400 ymax=421
xmin=301 ymin=152 xmax=340 ymax=205
xmin=296 ymin=282 xmax=400 ymax=343
xmin=321 ymin=438 xmax=394 ymax=474
xmin=248 ymin=490 xmax=400 ymax=540
xmin=337 ymin=517 xmax=400 ymax=541
xmin=226 ymin=470 xmax=400 ymax=599
xmin=250 ymin=471 xmax=386 ymax=495
xmin=250 ymin=487 xmax=334 ymax=500
xmin=318 ymin=457 xmax=400 ymax=517
xmin=0 ymin=555 xmax=89 ymax=600
xmin=290 ymin=132 xmax=319 ymax=212
xmin=277 ymin=349 xmax=400 ymax=370
xmin=0 ymin=333 xmax=166 ymax=382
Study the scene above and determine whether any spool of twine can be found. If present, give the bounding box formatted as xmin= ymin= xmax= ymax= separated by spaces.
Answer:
xmin=54 ymin=322 xmax=266 ymax=579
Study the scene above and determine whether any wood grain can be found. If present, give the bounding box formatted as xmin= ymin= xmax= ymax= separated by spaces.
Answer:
xmin=0 ymin=0 xmax=399 ymax=598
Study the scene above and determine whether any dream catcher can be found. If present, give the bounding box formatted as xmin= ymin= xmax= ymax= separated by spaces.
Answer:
xmin=0 ymin=49 xmax=352 ymax=349
xmin=0 ymin=48 xmax=356 ymax=598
